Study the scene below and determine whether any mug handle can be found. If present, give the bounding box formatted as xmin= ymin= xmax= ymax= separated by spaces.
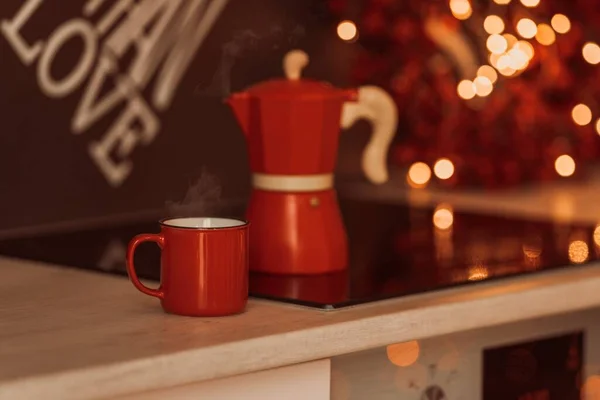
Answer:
xmin=126 ymin=233 xmax=165 ymax=299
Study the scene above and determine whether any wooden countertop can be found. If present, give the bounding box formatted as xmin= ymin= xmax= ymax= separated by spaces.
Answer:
xmin=3 ymin=175 xmax=600 ymax=399
xmin=1 ymin=256 xmax=600 ymax=399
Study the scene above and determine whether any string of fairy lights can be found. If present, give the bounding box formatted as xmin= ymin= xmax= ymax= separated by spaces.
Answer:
xmin=451 ymin=0 xmax=600 ymax=271
xmin=334 ymin=1 xmax=600 ymax=309
xmin=335 ymin=0 xmax=600 ymax=188
xmin=450 ymin=0 xmax=599 ymax=181
xmin=334 ymin=2 xmax=600 ymax=295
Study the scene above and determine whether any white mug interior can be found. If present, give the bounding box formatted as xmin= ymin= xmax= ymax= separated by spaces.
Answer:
xmin=162 ymin=217 xmax=246 ymax=229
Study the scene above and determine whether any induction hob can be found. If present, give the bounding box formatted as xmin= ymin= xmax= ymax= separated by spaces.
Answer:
xmin=0 ymin=198 xmax=598 ymax=309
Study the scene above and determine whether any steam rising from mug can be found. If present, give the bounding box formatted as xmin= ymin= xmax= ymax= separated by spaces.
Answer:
xmin=196 ymin=25 xmax=305 ymax=97
xmin=166 ymin=168 xmax=222 ymax=217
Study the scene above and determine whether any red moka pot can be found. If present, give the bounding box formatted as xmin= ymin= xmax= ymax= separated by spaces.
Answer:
xmin=227 ymin=50 xmax=398 ymax=275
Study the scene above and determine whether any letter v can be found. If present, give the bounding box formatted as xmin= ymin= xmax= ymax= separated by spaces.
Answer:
xmin=72 ymin=54 xmax=126 ymax=134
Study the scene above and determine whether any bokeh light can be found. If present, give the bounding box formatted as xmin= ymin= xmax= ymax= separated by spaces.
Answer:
xmin=535 ymin=24 xmax=556 ymax=46
xmin=489 ymin=53 xmax=501 ymax=68
xmin=582 ymin=42 xmax=600 ymax=65
xmin=433 ymin=204 xmax=454 ymax=230
xmin=468 ymin=264 xmax=489 ymax=281
xmin=487 ymin=34 xmax=508 ymax=54
xmin=551 ymin=14 xmax=571 ymax=34
xmin=474 ymin=76 xmax=493 ymax=97
xmin=522 ymin=236 xmax=543 ymax=259
xmin=407 ymin=162 xmax=432 ymax=187
xmin=568 ymin=240 xmax=589 ymax=264
xmin=554 ymin=155 xmax=576 ymax=177
xmin=596 ymin=119 xmax=600 ymax=136
xmin=497 ymin=54 xmax=512 ymax=70
xmin=516 ymin=18 xmax=538 ymax=39
xmin=494 ymin=0 xmax=511 ymax=4
xmin=572 ymin=103 xmax=593 ymax=126
xmin=387 ymin=341 xmax=420 ymax=367
xmin=478 ymin=65 xmax=498 ymax=84
xmin=507 ymin=48 xmax=529 ymax=70
xmin=484 ymin=15 xmax=505 ymax=35
xmin=450 ymin=0 xmax=472 ymax=20
xmin=514 ymin=40 xmax=535 ymax=60
xmin=520 ymin=0 xmax=540 ymax=7
xmin=503 ymin=33 xmax=518 ymax=48
xmin=498 ymin=67 xmax=517 ymax=77
xmin=434 ymin=158 xmax=455 ymax=180
xmin=583 ymin=376 xmax=600 ymax=400
xmin=594 ymin=225 xmax=600 ymax=246
xmin=337 ymin=21 xmax=358 ymax=41
xmin=457 ymin=80 xmax=476 ymax=100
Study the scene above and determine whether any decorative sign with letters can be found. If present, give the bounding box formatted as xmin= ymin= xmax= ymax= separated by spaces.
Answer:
xmin=2 ymin=0 xmax=228 ymax=187
xmin=0 ymin=0 xmax=340 ymax=232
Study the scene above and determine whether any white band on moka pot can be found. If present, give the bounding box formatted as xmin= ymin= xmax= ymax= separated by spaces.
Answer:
xmin=251 ymin=173 xmax=334 ymax=192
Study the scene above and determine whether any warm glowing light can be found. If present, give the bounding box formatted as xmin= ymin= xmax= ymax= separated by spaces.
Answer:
xmin=568 ymin=240 xmax=589 ymax=264
xmin=520 ymin=0 xmax=540 ymax=7
xmin=554 ymin=154 xmax=576 ymax=177
xmin=535 ymin=23 xmax=556 ymax=46
xmin=572 ymin=103 xmax=593 ymax=126
xmin=551 ymin=14 xmax=571 ymax=34
xmin=450 ymin=0 xmax=472 ymax=20
xmin=522 ymin=237 xmax=543 ymax=259
xmin=583 ymin=376 xmax=600 ymax=399
xmin=494 ymin=0 xmax=511 ymax=4
xmin=594 ymin=225 xmax=600 ymax=246
xmin=582 ymin=42 xmax=600 ymax=65
xmin=487 ymin=34 xmax=508 ymax=54
xmin=449 ymin=0 xmax=471 ymax=14
xmin=596 ymin=119 xmax=600 ymax=136
xmin=387 ymin=341 xmax=420 ymax=367
xmin=497 ymin=54 xmax=511 ymax=70
xmin=433 ymin=158 xmax=455 ymax=180
xmin=433 ymin=205 xmax=454 ymax=230
xmin=516 ymin=19 xmax=538 ymax=39
xmin=337 ymin=21 xmax=358 ymax=41
xmin=484 ymin=15 xmax=505 ymax=35
xmin=523 ymin=238 xmax=542 ymax=267
xmin=407 ymin=162 xmax=432 ymax=186
xmin=491 ymin=53 xmax=517 ymax=77
xmin=477 ymin=65 xmax=498 ymax=84
xmin=514 ymin=40 xmax=535 ymax=60
xmin=498 ymin=67 xmax=517 ymax=77
xmin=468 ymin=264 xmax=489 ymax=281
xmin=552 ymin=193 xmax=574 ymax=221
xmin=457 ymin=80 xmax=476 ymax=100
xmin=474 ymin=76 xmax=493 ymax=97
xmin=507 ymin=48 xmax=529 ymax=70
xmin=489 ymin=53 xmax=501 ymax=68
xmin=503 ymin=33 xmax=518 ymax=48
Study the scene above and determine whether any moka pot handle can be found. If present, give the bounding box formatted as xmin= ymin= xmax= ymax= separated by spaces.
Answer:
xmin=340 ymin=86 xmax=398 ymax=184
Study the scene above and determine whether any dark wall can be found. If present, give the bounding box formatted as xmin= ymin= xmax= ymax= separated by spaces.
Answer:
xmin=0 ymin=0 xmax=360 ymax=235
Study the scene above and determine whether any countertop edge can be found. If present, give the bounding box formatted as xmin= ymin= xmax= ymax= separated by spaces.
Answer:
xmin=1 ymin=261 xmax=599 ymax=399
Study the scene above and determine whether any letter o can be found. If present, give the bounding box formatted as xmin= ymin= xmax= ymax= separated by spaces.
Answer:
xmin=37 ymin=19 xmax=97 ymax=98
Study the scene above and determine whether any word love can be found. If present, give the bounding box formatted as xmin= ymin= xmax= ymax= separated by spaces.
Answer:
xmin=1 ymin=0 xmax=228 ymax=187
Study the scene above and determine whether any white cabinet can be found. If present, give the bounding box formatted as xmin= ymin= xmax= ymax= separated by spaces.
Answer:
xmin=115 ymin=359 xmax=331 ymax=400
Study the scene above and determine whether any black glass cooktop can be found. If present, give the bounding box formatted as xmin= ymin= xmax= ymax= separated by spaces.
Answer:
xmin=0 ymin=198 xmax=598 ymax=309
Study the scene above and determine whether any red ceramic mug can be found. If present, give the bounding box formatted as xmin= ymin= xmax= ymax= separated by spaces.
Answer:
xmin=126 ymin=217 xmax=249 ymax=317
